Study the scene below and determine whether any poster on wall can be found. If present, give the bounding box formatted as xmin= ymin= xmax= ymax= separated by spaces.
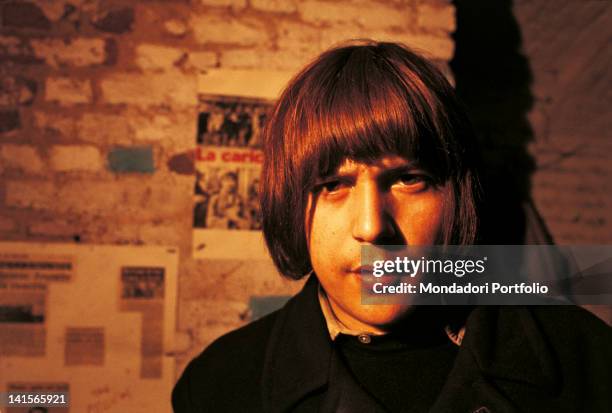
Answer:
xmin=0 ymin=242 xmax=178 ymax=413
xmin=192 ymin=69 xmax=293 ymax=259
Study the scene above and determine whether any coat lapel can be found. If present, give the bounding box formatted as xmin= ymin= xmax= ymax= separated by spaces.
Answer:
xmin=261 ymin=276 xmax=333 ymax=413
xmin=432 ymin=306 xmax=561 ymax=413
xmin=467 ymin=306 xmax=560 ymax=391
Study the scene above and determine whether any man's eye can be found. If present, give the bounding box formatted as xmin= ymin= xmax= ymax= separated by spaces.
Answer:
xmin=394 ymin=174 xmax=429 ymax=190
xmin=320 ymin=180 xmax=343 ymax=193
xmin=398 ymin=174 xmax=424 ymax=185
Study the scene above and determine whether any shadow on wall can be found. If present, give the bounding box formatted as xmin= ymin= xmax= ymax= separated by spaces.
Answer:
xmin=451 ymin=0 xmax=553 ymax=245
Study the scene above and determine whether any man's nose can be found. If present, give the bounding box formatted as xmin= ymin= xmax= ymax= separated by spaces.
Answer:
xmin=351 ymin=183 xmax=395 ymax=243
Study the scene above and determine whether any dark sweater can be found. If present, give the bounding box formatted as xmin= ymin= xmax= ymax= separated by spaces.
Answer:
xmin=338 ymin=333 xmax=457 ymax=412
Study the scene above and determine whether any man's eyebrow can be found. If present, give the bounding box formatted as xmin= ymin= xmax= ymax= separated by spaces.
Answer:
xmin=314 ymin=171 xmax=355 ymax=182
xmin=378 ymin=163 xmax=423 ymax=177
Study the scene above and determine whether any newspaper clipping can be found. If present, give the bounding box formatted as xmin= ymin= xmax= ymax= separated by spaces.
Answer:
xmin=0 ymin=253 xmax=74 ymax=357
xmin=119 ymin=266 xmax=165 ymax=379
xmin=64 ymin=327 xmax=105 ymax=366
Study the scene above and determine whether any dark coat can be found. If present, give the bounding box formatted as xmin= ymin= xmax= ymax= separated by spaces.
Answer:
xmin=172 ymin=277 xmax=612 ymax=413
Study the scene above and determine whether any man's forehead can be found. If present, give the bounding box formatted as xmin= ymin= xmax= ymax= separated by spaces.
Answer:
xmin=335 ymin=155 xmax=416 ymax=174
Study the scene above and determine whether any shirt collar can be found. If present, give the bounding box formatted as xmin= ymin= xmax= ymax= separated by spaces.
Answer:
xmin=318 ymin=284 xmax=466 ymax=345
xmin=317 ymin=284 xmax=387 ymax=340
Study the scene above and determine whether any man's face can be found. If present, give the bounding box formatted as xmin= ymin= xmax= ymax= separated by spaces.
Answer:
xmin=307 ymin=155 xmax=447 ymax=332
xmin=221 ymin=175 xmax=237 ymax=192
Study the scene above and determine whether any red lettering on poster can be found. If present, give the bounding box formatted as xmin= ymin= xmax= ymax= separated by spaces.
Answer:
xmin=220 ymin=150 xmax=264 ymax=164
xmin=195 ymin=147 xmax=216 ymax=161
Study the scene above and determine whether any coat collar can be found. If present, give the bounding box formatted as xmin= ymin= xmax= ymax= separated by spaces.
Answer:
xmin=262 ymin=276 xmax=561 ymax=412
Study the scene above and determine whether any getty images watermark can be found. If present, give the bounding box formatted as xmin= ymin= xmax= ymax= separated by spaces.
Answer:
xmin=359 ymin=245 xmax=612 ymax=305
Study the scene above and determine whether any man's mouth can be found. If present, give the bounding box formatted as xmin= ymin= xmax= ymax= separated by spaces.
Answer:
xmin=349 ymin=265 xmax=374 ymax=275
xmin=348 ymin=266 xmax=405 ymax=286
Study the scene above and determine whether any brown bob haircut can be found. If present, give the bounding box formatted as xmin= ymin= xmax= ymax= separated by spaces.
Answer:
xmin=261 ymin=40 xmax=481 ymax=280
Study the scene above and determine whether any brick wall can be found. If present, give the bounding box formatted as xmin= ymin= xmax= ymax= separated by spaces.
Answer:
xmin=514 ymin=0 xmax=612 ymax=245
xmin=0 ymin=0 xmax=456 ymax=378
xmin=514 ymin=0 xmax=612 ymax=324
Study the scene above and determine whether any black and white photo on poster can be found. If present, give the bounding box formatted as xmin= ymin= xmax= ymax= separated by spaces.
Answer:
xmin=196 ymin=94 xmax=273 ymax=148
xmin=120 ymin=267 xmax=165 ymax=300
xmin=194 ymin=164 xmax=261 ymax=231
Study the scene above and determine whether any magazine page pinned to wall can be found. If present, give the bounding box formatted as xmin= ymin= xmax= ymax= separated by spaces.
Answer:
xmin=193 ymin=69 xmax=293 ymax=260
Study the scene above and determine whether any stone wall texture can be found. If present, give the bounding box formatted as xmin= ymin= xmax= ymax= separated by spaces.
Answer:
xmin=0 ymin=0 xmax=457 ymax=379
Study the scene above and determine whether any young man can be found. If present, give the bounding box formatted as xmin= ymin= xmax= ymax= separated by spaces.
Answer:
xmin=173 ymin=41 xmax=611 ymax=413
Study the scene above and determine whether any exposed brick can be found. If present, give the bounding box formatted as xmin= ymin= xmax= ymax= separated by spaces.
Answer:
xmin=182 ymin=299 xmax=248 ymax=331
xmin=79 ymin=108 xmax=188 ymax=153
xmin=1 ymin=1 xmax=51 ymax=31
xmin=107 ymin=146 xmax=155 ymax=174
xmin=0 ymin=144 xmax=44 ymax=173
xmin=30 ymin=38 xmax=108 ymax=68
xmin=10 ymin=180 xmax=112 ymax=214
xmin=0 ymin=109 xmax=20 ymax=133
xmin=100 ymin=72 xmax=197 ymax=106
xmin=49 ymin=145 xmax=103 ymax=172
xmin=191 ymin=15 xmax=269 ymax=46
xmin=0 ymin=216 xmax=16 ymax=232
xmin=5 ymin=180 xmax=56 ymax=209
xmin=0 ymin=36 xmax=22 ymax=51
xmin=276 ymin=21 xmax=322 ymax=54
xmin=0 ymin=76 xmax=37 ymax=106
xmin=173 ymin=331 xmax=192 ymax=354
xmin=34 ymin=111 xmax=77 ymax=138
xmin=130 ymin=112 xmax=190 ymax=142
xmin=136 ymin=44 xmax=185 ymax=71
xmin=220 ymin=48 xmax=311 ymax=71
xmin=55 ymin=181 xmax=122 ymax=214
xmin=220 ymin=49 xmax=261 ymax=68
xmin=28 ymin=219 xmax=76 ymax=237
xmin=77 ymin=112 xmax=131 ymax=144
xmin=45 ymin=77 xmax=93 ymax=104
xmin=298 ymin=1 xmax=408 ymax=29
xmin=199 ymin=0 xmax=246 ymax=9
xmin=6 ymin=169 xmax=188 ymax=219
xmin=139 ymin=223 xmax=185 ymax=246
xmin=251 ymin=0 xmax=297 ymax=13
xmin=30 ymin=0 xmax=67 ymax=21
xmin=417 ymin=3 xmax=455 ymax=33
xmin=180 ymin=260 xmax=296 ymax=302
xmin=390 ymin=32 xmax=454 ymax=60
xmin=0 ymin=36 xmax=41 ymax=64
xmin=164 ymin=19 xmax=188 ymax=36
xmin=184 ymin=51 xmax=218 ymax=71
xmin=92 ymin=7 xmax=134 ymax=34
xmin=104 ymin=37 xmax=119 ymax=66
xmin=317 ymin=23 xmax=366 ymax=50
